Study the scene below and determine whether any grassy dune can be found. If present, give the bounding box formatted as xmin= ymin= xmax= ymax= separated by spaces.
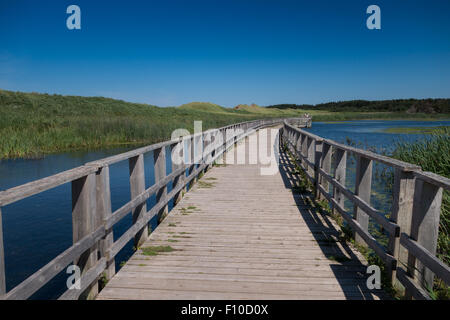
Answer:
xmin=0 ymin=90 xmax=305 ymax=159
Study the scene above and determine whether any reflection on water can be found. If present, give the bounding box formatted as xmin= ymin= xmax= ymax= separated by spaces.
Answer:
xmin=0 ymin=120 xmax=448 ymax=298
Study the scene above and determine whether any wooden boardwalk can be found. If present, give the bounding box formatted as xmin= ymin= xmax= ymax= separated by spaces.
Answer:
xmin=97 ymin=129 xmax=387 ymax=300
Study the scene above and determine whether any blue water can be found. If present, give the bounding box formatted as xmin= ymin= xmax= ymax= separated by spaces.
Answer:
xmin=0 ymin=120 xmax=448 ymax=299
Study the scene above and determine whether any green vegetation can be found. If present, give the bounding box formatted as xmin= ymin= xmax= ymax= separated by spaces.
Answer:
xmin=382 ymin=126 xmax=450 ymax=134
xmin=2 ymin=89 xmax=449 ymax=159
xmin=0 ymin=90 xmax=306 ymax=159
xmin=140 ymin=245 xmax=177 ymax=256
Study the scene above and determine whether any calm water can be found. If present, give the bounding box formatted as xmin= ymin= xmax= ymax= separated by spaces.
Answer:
xmin=0 ymin=120 xmax=449 ymax=299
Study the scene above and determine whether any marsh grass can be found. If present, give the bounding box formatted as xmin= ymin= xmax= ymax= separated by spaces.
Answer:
xmin=0 ymin=90 xmax=308 ymax=159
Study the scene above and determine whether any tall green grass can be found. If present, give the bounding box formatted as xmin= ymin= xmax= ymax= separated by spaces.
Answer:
xmin=0 ymin=90 xmax=305 ymax=159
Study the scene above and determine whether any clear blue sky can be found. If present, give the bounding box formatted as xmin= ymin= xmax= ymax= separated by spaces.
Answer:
xmin=1 ymin=0 xmax=449 ymax=107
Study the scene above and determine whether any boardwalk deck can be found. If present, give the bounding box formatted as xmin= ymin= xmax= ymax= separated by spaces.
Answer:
xmin=97 ymin=128 xmax=388 ymax=300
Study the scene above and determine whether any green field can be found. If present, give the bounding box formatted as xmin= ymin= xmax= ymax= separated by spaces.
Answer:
xmin=1 ymin=89 xmax=449 ymax=160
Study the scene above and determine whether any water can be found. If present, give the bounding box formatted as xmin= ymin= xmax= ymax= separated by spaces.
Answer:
xmin=305 ymin=119 xmax=450 ymax=153
xmin=0 ymin=120 xmax=449 ymax=299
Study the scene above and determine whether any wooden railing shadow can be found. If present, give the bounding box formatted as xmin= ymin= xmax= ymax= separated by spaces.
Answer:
xmin=277 ymin=143 xmax=386 ymax=300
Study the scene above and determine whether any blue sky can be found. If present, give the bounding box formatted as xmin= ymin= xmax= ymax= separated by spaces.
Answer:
xmin=0 ymin=0 xmax=449 ymax=107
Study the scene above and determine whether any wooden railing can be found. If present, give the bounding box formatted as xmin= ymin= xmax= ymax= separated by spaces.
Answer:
xmin=0 ymin=117 xmax=310 ymax=300
xmin=281 ymin=120 xmax=450 ymax=300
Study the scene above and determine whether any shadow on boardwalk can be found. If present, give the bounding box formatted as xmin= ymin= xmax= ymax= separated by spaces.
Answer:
xmin=277 ymin=145 xmax=388 ymax=300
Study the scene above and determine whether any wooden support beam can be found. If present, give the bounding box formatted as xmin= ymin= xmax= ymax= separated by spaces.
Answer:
xmin=314 ymin=141 xmax=322 ymax=199
xmin=408 ymin=179 xmax=443 ymax=293
xmin=129 ymin=154 xmax=148 ymax=247
xmin=388 ymin=169 xmax=415 ymax=287
xmin=333 ymin=149 xmax=347 ymax=216
xmin=319 ymin=143 xmax=332 ymax=201
xmin=171 ymin=140 xmax=184 ymax=206
xmin=154 ymin=147 xmax=168 ymax=224
xmin=72 ymin=173 xmax=98 ymax=299
xmin=353 ymin=155 xmax=372 ymax=246
xmin=95 ymin=166 xmax=115 ymax=281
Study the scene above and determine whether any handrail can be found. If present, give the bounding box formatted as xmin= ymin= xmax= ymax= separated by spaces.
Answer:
xmin=281 ymin=120 xmax=449 ymax=300
xmin=0 ymin=116 xmax=310 ymax=300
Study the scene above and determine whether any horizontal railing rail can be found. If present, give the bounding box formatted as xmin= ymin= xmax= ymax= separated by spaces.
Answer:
xmin=281 ymin=120 xmax=450 ymax=300
xmin=0 ymin=116 xmax=309 ymax=300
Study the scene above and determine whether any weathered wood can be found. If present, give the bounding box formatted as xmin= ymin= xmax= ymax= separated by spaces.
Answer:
xmin=154 ymin=147 xmax=168 ymax=224
xmin=400 ymin=233 xmax=450 ymax=285
xmin=408 ymin=179 xmax=443 ymax=291
xmin=0 ymin=165 xmax=98 ymax=207
xmin=314 ymin=141 xmax=322 ymax=199
xmin=318 ymin=167 xmax=399 ymax=235
xmin=171 ymin=141 xmax=184 ymax=206
xmin=5 ymin=226 xmax=105 ymax=300
xmin=0 ymin=207 xmax=5 ymax=296
xmin=72 ymin=173 xmax=98 ymax=299
xmin=396 ymin=267 xmax=431 ymax=300
xmin=388 ymin=169 xmax=415 ymax=286
xmin=333 ymin=149 xmax=347 ymax=216
xmin=353 ymin=155 xmax=372 ymax=246
xmin=98 ymin=132 xmax=385 ymax=300
xmin=319 ymin=142 xmax=332 ymax=201
xmin=330 ymin=197 xmax=396 ymax=269
xmin=129 ymin=154 xmax=148 ymax=247
xmin=95 ymin=166 xmax=115 ymax=281
xmin=105 ymin=166 xmax=187 ymax=230
xmin=59 ymin=257 xmax=107 ymax=300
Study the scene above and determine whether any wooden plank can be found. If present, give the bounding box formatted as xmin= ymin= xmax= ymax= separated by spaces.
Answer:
xmin=5 ymin=226 xmax=105 ymax=300
xmin=171 ymin=141 xmax=184 ymax=205
xmin=71 ymin=173 xmax=99 ymax=299
xmin=408 ymin=179 xmax=443 ymax=291
xmin=396 ymin=267 xmax=431 ymax=300
xmin=59 ymin=258 xmax=107 ymax=300
xmin=154 ymin=146 xmax=168 ymax=223
xmin=353 ymin=155 xmax=372 ymax=246
xmin=388 ymin=168 xmax=415 ymax=287
xmin=333 ymin=148 xmax=347 ymax=216
xmin=319 ymin=142 xmax=332 ymax=201
xmin=129 ymin=154 xmax=148 ymax=247
xmin=400 ymin=233 xmax=450 ymax=285
xmin=0 ymin=165 xmax=98 ymax=207
xmin=98 ymin=129 xmax=388 ymax=301
xmin=95 ymin=166 xmax=115 ymax=280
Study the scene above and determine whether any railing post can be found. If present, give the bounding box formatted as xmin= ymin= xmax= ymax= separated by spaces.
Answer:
xmin=171 ymin=139 xmax=184 ymax=206
xmin=0 ymin=207 xmax=5 ymax=296
xmin=301 ymin=134 xmax=307 ymax=169
xmin=72 ymin=173 xmax=98 ymax=299
xmin=307 ymin=137 xmax=315 ymax=178
xmin=314 ymin=140 xmax=322 ymax=199
xmin=95 ymin=166 xmax=115 ymax=282
xmin=154 ymin=147 xmax=168 ymax=224
xmin=188 ymin=135 xmax=196 ymax=189
xmin=319 ymin=142 xmax=332 ymax=201
xmin=129 ymin=154 xmax=148 ymax=247
xmin=408 ymin=179 xmax=443 ymax=294
xmin=353 ymin=155 xmax=372 ymax=246
xmin=388 ymin=168 xmax=415 ymax=288
xmin=332 ymin=149 xmax=347 ymax=216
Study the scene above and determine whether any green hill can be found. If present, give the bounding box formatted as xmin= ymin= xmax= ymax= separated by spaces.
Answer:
xmin=0 ymin=90 xmax=302 ymax=159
